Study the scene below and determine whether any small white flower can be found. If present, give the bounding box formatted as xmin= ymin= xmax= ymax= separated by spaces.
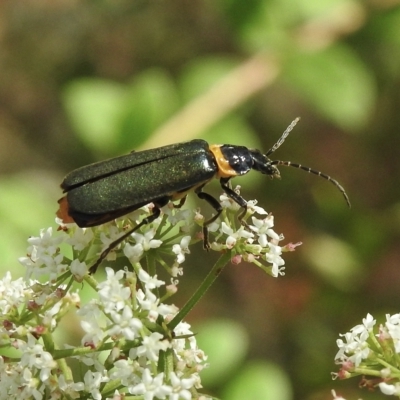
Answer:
xmin=97 ymin=268 xmax=131 ymax=312
xmin=384 ymin=313 xmax=400 ymax=353
xmin=172 ymin=236 xmax=191 ymax=264
xmin=206 ymin=218 xmax=220 ymax=233
xmin=78 ymin=302 xmax=106 ymax=346
xmin=172 ymin=322 xmax=194 ymax=353
xmin=331 ymin=389 xmax=347 ymax=400
xmin=66 ymin=227 xmax=94 ymax=251
xmin=220 ymin=222 xmax=253 ymax=249
xmin=363 ymin=313 xmax=376 ymax=330
xmin=265 ymin=242 xmax=285 ymax=277
xmin=170 ymin=262 xmax=183 ymax=277
xmin=107 ymin=305 xmax=143 ymax=341
xmin=136 ymin=289 xmax=178 ymax=322
xmin=335 ymin=328 xmax=370 ymax=367
xmin=0 ymin=272 xmax=27 ymax=314
xmin=99 ymin=226 xmax=123 ymax=251
xmin=168 ymin=371 xmax=196 ymax=400
xmin=129 ymin=332 xmax=170 ymax=361
xmin=138 ymin=268 xmax=165 ymax=290
xmin=129 ymin=369 xmax=172 ymax=399
xmin=58 ymin=373 xmax=85 ymax=398
xmin=27 ymin=227 xmax=65 ymax=257
xmin=132 ymin=229 xmax=163 ymax=251
xmin=247 ymin=200 xmax=268 ymax=215
xmin=37 ymin=351 xmax=57 ymax=381
xmin=379 ymin=382 xmax=400 ymax=396
xmin=76 ymin=349 xmax=107 ymax=372
xmin=220 ymin=188 xmax=242 ymax=211
xmin=250 ymin=214 xmax=280 ymax=247
xmin=42 ymin=301 xmax=62 ymax=329
xmin=19 ymin=227 xmax=70 ymax=280
xmin=110 ymin=359 xmax=142 ymax=387
xmin=20 ymin=368 xmax=44 ymax=400
xmin=70 ymin=259 xmax=88 ymax=281
xmin=164 ymin=206 xmax=192 ymax=226
xmin=19 ymin=334 xmax=57 ymax=382
xmin=83 ymin=370 xmax=108 ymax=400
xmin=124 ymin=242 xmax=144 ymax=263
xmin=124 ymin=229 xmax=162 ymax=263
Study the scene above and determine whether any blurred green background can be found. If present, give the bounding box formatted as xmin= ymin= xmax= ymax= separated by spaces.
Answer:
xmin=1 ymin=1 xmax=400 ymax=399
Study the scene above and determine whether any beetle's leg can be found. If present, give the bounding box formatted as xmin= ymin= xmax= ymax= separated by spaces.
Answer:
xmin=219 ymin=178 xmax=249 ymax=226
xmin=89 ymin=206 xmax=162 ymax=274
xmin=195 ymin=185 xmax=223 ymax=249
xmin=173 ymin=196 xmax=187 ymax=209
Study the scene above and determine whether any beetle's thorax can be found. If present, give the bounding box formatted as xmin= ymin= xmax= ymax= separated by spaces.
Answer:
xmin=209 ymin=144 xmax=252 ymax=178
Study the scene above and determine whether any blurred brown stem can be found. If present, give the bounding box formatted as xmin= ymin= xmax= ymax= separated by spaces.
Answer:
xmin=141 ymin=53 xmax=280 ymax=148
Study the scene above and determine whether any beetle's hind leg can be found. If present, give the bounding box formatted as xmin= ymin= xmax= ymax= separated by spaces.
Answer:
xmin=89 ymin=205 xmax=163 ymax=274
xmin=195 ymin=185 xmax=223 ymax=250
xmin=173 ymin=196 xmax=187 ymax=209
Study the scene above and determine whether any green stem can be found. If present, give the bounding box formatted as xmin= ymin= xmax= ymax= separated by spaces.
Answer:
xmin=57 ymin=357 xmax=73 ymax=381
xmin=84 ymin=272 xmax=99 ymax=290
xmin=167 ymin=250 xmax=232 ymax=331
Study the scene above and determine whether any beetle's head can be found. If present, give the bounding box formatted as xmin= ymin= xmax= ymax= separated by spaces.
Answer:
xmin=250 ymin=150 xmax=281 ymax=179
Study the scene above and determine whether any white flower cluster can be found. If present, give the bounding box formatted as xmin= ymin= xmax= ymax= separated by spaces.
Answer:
xmin=335 ymin=313 xmax=375 ymax=368
xmin=207 ymin=190 xmax=300 ymax=277
xmin=0 ymin=266 xmax=208 ymax=399
xmin=334 ymin=313 xmax=400 ymax=397
xmin=1 ymin=194 xmax=296 ymax=399
xmin=76 ymin=267 xmax=207 ymax=399
xmin=1 ymin=220 xmax=210 ymax=399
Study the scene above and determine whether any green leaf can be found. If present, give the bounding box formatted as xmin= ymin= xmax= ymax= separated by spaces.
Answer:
xmin=195 ymin=319 xmax=249 ymax=386
xmin=367 ymin=6 xmax=400 ymax=78
xmin=222 ymin=360 xmax=293 ymax=400
xmin=117 ymin=69 xmax=179 ymax=151
xmin=0 ymin=173 xmax=56 ymax=274
xmin=237 ymin=0 xmax=360 ymax=52
xmin=62 ymin=79 xmax=126 ymax=154
xmin=283 ymin=44 xmax=376 ymax=131
xmin=302 ymin=233 xmax=362 ymax=290
xmin=179 ymin=56 xmax=239 ymax=102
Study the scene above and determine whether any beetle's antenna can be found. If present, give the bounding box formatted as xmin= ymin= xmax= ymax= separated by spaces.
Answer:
xmin=266 ymin=117 xmax=301 ymax=157
xmin=271 ymin=160 xmax=351 ymax=207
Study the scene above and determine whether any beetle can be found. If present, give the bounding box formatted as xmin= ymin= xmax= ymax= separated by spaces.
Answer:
xmin=57 ymin=118 xmax=350 ymax=272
